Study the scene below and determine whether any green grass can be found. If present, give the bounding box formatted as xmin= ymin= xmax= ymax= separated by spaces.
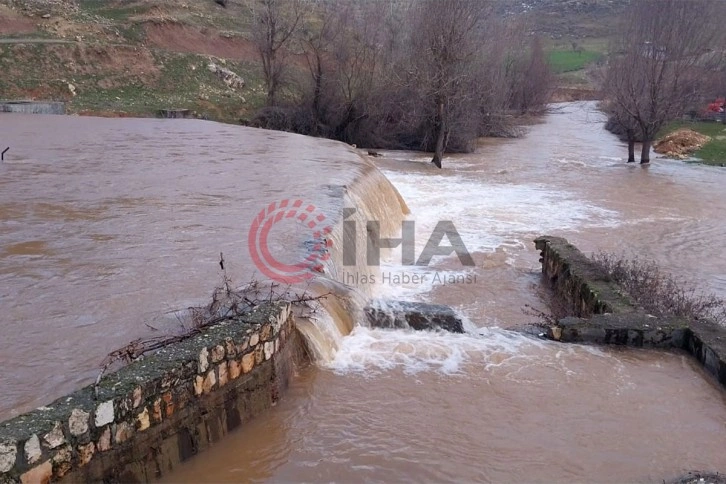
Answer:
xmin=68 ymin=53 xmax=266 ymax=124
xmin=660 ymin=120 xmax=726 ymax=166
xmin=547 ymin=50 xmax=603 ymax=73
xmin=77 ymin=0 xmax=153 ymax=21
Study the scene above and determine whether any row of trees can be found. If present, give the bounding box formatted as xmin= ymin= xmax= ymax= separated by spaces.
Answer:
xmin=249 ymin=0 xmax=553 ymax=168
xmin=602 ymin=0 xmax=725 ymax=163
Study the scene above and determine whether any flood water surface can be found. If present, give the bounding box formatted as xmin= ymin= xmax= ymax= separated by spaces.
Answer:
xmin=165 ymin=102 xmax=726 ymax=482
xmin=4 ymin=103 xmax=726 ymax=481
xmin=0 ymin=115 xmax=370 ymax=419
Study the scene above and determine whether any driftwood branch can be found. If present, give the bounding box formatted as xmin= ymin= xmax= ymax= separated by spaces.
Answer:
xmin=94 ymin=260 xmax=333 ymax=399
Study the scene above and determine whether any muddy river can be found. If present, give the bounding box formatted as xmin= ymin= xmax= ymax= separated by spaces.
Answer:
xmin=3 ymin=103 xmax=726 ymax=481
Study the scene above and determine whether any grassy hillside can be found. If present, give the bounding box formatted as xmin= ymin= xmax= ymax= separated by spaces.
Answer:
xmin=0 ymin=0 xmax=265 ymax=122
xmin=0 ymin=0 xmax=621 ymax=121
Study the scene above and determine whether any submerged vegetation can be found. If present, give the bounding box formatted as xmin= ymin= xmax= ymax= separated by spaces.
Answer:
xmin=591 ymin=252 xmax=726 ymax=325
xmin=248 ymin=0 xmax=553 ymax=167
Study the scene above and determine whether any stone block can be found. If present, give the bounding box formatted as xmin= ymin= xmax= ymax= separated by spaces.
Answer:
xmin=0 ymin=440 xmax=17 ymax=472
xmin=68 ymin=409 xmax=89 ymax=437
xmin=95 ymin=400 xmax=115 ymax=427
xmin=20 ymin=459 xmax=51 ymax=484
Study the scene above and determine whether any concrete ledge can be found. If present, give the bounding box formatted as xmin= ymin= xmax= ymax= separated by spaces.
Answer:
xmin=364 ymin=300 xmax=464 ymax=333
xmin=535 ymin=235 xmax=726 ymax=391
xmin=0 ymin=302 xmax=309 ymax=483
xmin=157 ymin=109 xmax=191 ymax=119
xmin=547 ymin=313 xmax=689 ymax=348
xmin=0 ymin=101 xmax=65 ymax=115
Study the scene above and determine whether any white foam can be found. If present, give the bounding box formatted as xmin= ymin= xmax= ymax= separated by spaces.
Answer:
xmin=381 ymin=171 xmax=620 ymax=255
xmin=370 ymin=264 xmax=479 ymax=301
xmin=326 ymin=325 xmax=546 ymax=376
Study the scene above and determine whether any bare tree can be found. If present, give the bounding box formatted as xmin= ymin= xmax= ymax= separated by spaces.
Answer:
xmin=603 ymin=0 xmax=720 ymax=164
xmin=408 ymin=0 xmax=490 ymax=168
xmin=508 ymin=35 xmax=553 ymax=115
xmin=298 ymin=1 xmax=338 ymax=134
xmin=251 ymin=0 xmax=302 ymax=107
xmin=603 ymin=101 xmax=641 ymax=162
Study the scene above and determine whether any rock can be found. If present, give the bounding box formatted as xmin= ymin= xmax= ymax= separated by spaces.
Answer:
xmin=193 ymin=375 xmax=204 ymax=396
xmin=20 ymin=460 xmax=52 ymax=483
xmin=77 ymin=442 xmax=95 ymax=466
xmin=207 ymin=62 xmax=245 ymax=90
xmin=51 ymin=445 xmax=72 ymax=478
xmin=41 ymin=13 xmax=50 ymax=19
xmin=364 ymin=300 xmax=465 ymax=333
xmin=114 ymin=422 xmax=133 ymax=444
xmin=198 ymin=347 xmax=209 ymax=373
xmin=0 ymin=441 xmax=17 ymax=472
xmin=97 ymin=427 xmax=112 ymax=452
xmin=229 ymin=359 xmax=241 ymax=379
xmin=202 ymin=370 xmax=216 ymax=393
xmin=42 ymin=422 xmax=65 ymax=449
xmin=210 ymin=344 xmax=225 ymax=363
xmin=24 ymin=435 xmax=41 ymax=465
xmin=241 ymin=352 xmax=255 ymax=373
xmin=217 ymin=362 xmax=228 ymax=387
xmin=132 ymin=386 xmax=142 ymax=408
xmin=68 ymin=408 xmax=89 ymax=436
xmin=136 ymin=407 xmax=150 ymax=431
xmin=666 ymin=471 xmax=726 ymax=484
xmin=264 ymin=341 xmax=274 ymax=360
xmin=95 ymin=400 xmax=114 ymax=427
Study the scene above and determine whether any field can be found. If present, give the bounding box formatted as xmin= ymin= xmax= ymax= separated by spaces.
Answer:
xmin=547 ymin=50 xmax=604 ymax=74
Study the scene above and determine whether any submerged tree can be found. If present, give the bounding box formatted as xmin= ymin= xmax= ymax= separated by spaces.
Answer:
xmin=603 ymin=0 xmax=720 ymax=164
xmin=249 ymin=0 xmax=553 ymax=165
xmin=508 ymin=36 xmax=553 ymax=115
xmin=602 ymin=101 xmax=641 ymax=163
xmin=408 ymin=0 xmax=490 ymax=168
xmin=251 ymin=0 xmax=302 ymax=107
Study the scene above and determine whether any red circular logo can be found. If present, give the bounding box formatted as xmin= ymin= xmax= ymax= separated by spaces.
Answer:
xmin=248 ymin=199 xmax=332 ymax=283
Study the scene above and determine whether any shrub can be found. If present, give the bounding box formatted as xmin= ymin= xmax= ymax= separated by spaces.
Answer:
xmin=591 ymin=252 xmax=726 ymax=324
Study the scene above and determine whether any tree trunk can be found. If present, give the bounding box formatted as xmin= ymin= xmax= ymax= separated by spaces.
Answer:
xmin=627 ymin=137 xmax=635 ymax=163
xmin=312 ymin=52 xmax=323 ymax=127
xmin=640 ymin=139 xmax=651 ymax=164
xmin=431 ymin=101 xmax=445 ymax=169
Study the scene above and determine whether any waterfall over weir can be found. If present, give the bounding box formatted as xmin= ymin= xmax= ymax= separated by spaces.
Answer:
xmin=292 ymin=162 xmax=412 ymax=361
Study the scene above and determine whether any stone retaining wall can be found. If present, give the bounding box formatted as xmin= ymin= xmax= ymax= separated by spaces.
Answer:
xmin=535 ymin=235 xmax=726 ymax=389
xmin=0 ymin=301 xmax=308 ymax=483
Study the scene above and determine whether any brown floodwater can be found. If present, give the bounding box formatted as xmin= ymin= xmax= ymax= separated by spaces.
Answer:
xmin=4 ymin=103 xmax=726 ymax=482
xmin=0 ymin=114 xmax=393 ymax=419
